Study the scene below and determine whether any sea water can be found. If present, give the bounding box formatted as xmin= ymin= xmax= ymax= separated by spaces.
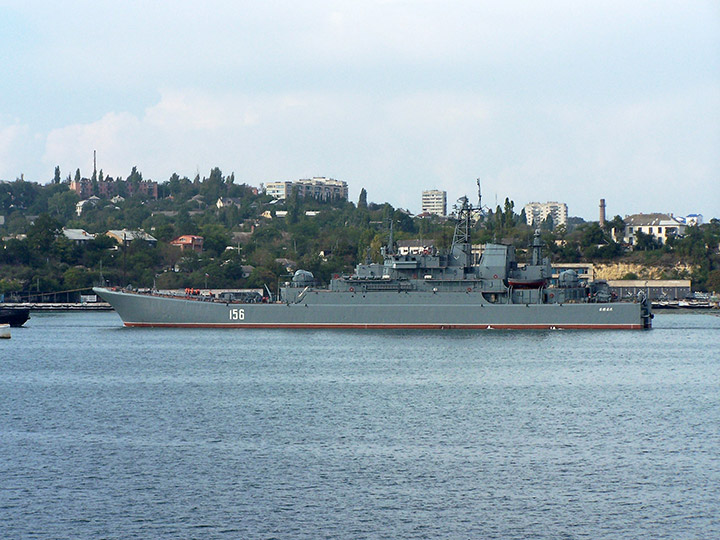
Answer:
xmin=1 ymin=311 xmax=719 ymax=539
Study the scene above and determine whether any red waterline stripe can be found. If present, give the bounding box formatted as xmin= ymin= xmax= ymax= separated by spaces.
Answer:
xmin=124 ymin=322 xmax=644 ymax=330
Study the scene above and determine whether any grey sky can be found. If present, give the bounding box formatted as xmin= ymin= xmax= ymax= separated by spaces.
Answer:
xmin=1 ymin=0 xmax=718 ymax=219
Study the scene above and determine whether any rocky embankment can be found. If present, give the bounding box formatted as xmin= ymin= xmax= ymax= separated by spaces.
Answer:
xmin=594 ymin=262 xmax=695 ymax=281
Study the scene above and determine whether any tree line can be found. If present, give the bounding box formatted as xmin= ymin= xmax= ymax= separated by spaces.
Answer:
xmin=1 ymin=169 xmax=719 ymax=298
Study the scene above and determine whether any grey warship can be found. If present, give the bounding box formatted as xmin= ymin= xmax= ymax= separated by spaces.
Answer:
xmin=94 ymin=197 xmax=652 ymax=330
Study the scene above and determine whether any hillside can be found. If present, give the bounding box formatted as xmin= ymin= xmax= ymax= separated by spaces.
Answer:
xmin=1 ymin=173 xmax=719 ymax=299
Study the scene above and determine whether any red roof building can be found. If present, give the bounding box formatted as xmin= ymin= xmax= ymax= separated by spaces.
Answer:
xmin=170 ymin=235 xmax=204 ymax=252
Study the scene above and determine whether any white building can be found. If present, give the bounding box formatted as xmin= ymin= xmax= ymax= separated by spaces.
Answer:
xmin=75 ymin=196 xmax=101 ymax=216
xmin=265 ymin=177 xmax=348 ymax=201
xmin=524 ymin=201 xmax=568 ymax=228
xmin=622 ymin=213 xmax=687 ymax=246
xmin=265 ymin=181 xmax=292 ymax=199
xmin=421 ymin=190 xmax=447 ymax=217
xmin=683 ymin=214 xmax=703 ymax=226
xmin=296 ymin=177 xmax=348 ymax=201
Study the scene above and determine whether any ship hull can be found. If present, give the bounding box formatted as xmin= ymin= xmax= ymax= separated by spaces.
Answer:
xmin=0 ymin=307 xmax=30 ymax=327
xmin=94 ymin=288 xmax=647 ymax=330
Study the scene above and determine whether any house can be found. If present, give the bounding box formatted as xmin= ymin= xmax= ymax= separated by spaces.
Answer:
xmin=105 ymin=229 xmax=158 ymax=247
xmin=216 ymin=197 xmax=243 ymax=209
xmin=231 ymin=231 xmax=253 ymax=245
xmin=170 ymin=235 xmax=204 ymax=252
xmin=62 ymin=228 xmax=96 ymax=244
xmin=189 ymin=194 xmax=206 ymax=207
xmin=622 ymin=213 xmax=687 ymax=246
xmin=2 ymin=233 xmax=27 ymax=242
xmin=75 ymin=196 xmax=101 ymax=216
xmin=275 ymin=258 xmax=297 ymax=272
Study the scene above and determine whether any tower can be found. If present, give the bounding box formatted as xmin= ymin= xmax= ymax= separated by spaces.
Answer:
xmin=599 ymin=199 xmax=606 ymax=227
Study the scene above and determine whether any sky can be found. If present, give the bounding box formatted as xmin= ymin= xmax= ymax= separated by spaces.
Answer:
xmin=1 ymin=0 xmax=719 ymax=220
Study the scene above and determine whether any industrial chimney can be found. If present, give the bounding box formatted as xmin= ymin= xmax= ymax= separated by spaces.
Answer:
xmin=599 ymin=199 xmax=606 ymax=227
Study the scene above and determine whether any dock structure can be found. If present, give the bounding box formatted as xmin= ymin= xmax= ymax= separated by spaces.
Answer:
xmin=0 ymin=302 xmax=113 ymax=311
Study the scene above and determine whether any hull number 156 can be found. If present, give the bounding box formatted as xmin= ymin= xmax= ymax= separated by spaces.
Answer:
xmin=229 ymin=308 xmax=245 ymax=320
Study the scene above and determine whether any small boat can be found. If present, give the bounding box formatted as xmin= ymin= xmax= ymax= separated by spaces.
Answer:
xmin=0 ymin=324 xmax=10 ymax=339
xmin=0 ymin=307 xmax=30 ymax=327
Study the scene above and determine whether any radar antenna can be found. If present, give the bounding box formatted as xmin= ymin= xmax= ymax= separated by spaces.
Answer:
xmin=475 ymin=178 xmax=488 ymax=219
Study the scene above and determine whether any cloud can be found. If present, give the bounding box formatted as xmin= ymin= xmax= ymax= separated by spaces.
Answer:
xmin=5 ymin=1 xmax=718 ymax=218
xmin=0 ymin=121 xmax=32 ymax=180
xmin=39 ymin=82 xmax=720 ymax=219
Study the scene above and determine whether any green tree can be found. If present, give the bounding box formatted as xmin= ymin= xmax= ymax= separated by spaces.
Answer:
xmin=199 ymin=224 xmax=231 ymax=256
xmin=706 ymin=269 xmax=720 ymax=292
xmin=0 ymin=278 xmax=24 ymax=295
xmin=27 ymin=213 xmax=61 ymax=253
xmin=47 ymin=190 xmax=79 ymax=219
xmin=579 ymin=223 xmax=605 ymax=247
xmin=634 ymin=230 xmax=658 ymax=251
xmin=286 ymin=185 xmax=300 ymax=224
xmin=127 ymin=166 xmax=143 ymax=184
xmin=358 ymin=188 xmax=368 ymax=210
xmin=494 ymin=205 xmax=503 ymax=232
xmin=63 ymin=266 xmax=93 ymax=290
xmin=503 ymin=198 xmax=515 ymax=229
xmin=607 ymin=215 xmax=625 ymax=240
xmin=52 ymin=235 xmax=80 ymax=264
xmin=173 ymin=208 xmax=197 ymax=236
xmin=540 ymin=214 xmax=554 ymax=231
xmin=53 ymin=166 xmax=61 ymax=184
xmin=200 ymin=167 xmax=225 ymax=202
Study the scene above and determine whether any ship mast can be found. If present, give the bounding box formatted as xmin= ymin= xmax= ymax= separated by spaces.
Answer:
xmin=475 ymin=178 xmax=488 ymax=220
xmin=451 ymin=196 xmax=473 ymax=268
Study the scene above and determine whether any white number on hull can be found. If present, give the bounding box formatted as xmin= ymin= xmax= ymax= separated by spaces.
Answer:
xmin=229 ymin=308 xmax=245 ymax=320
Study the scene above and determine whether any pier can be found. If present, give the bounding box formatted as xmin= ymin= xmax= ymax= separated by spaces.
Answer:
xmin=0 ymin=302 xmax=113 ymax=311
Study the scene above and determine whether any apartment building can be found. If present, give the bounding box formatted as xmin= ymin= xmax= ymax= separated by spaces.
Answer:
xmin=421 ymin=190 xmax=447 ymax=217
xmin=523 ymin=201 xmax=568 ymax=228
xmin=265 ymin=177 xmax=348 ymax=201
